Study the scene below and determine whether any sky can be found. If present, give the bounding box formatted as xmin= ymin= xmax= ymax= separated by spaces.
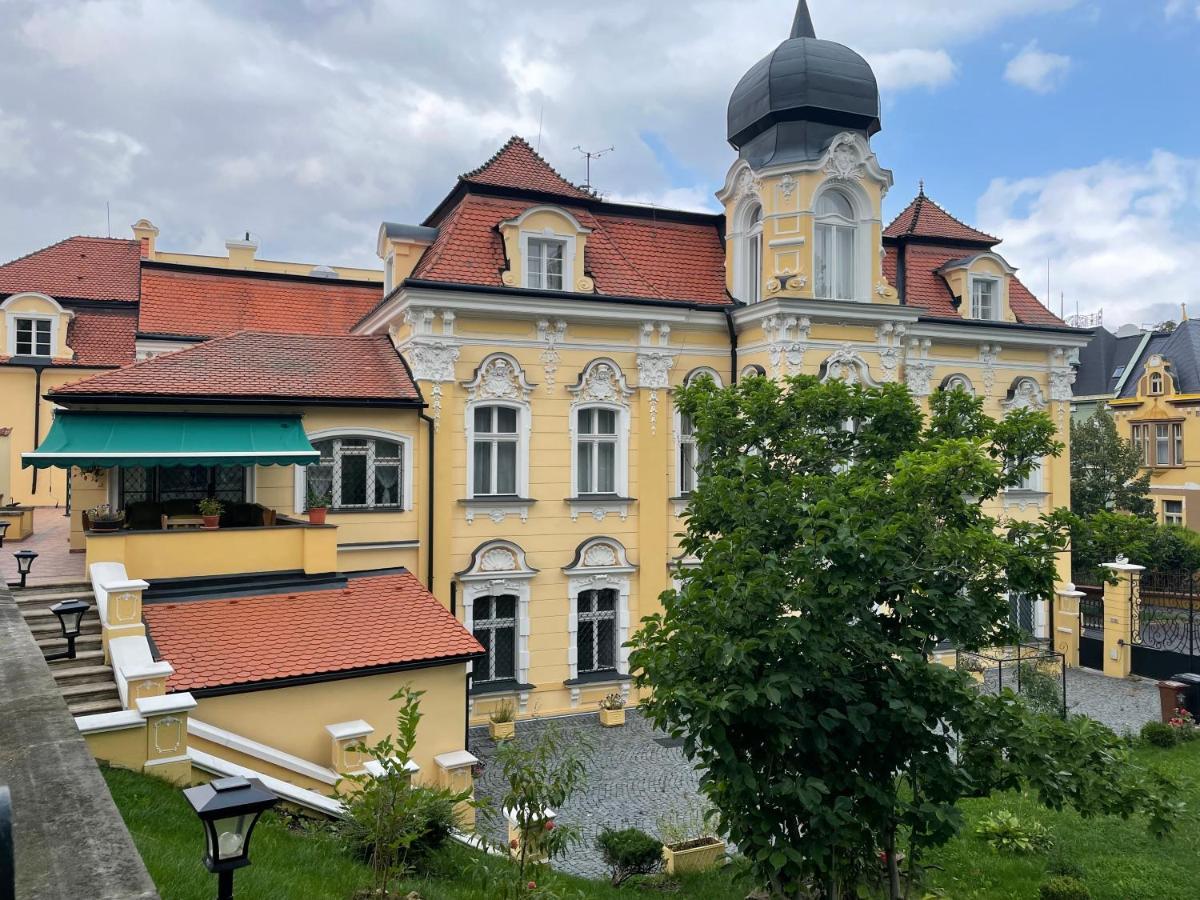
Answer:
xmin=1 ymin=0 xmax=1198 ymax=328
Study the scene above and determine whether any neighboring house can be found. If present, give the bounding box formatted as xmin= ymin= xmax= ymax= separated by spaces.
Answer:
xmin=1101 ymin=319 xmax=1200 ymax=528
xmin=13 ymin=1 xmax=1091 ymax=740
xmin=1071 ymin=323 xmax=1152 ymax=423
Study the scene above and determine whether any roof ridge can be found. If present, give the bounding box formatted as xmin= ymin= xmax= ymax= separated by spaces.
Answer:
xmin=920 ymin=192 xmax=999 ymax=243
xmin=0 ymin=234 xmax=138 ymax=270
xmin=460 ymin=135 xmax=592 ymax=199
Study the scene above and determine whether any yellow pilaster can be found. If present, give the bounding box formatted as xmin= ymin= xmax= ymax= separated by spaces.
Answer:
xmin=1053 ymin=583 xmax=1083 ymax=667
xmin=1101 ymin=561 xmax=1144 ymax=679
xmin=636 ymin=378 xmax=671 ymax=621
xmin=137 ymin=692 xmax=197 ymax=785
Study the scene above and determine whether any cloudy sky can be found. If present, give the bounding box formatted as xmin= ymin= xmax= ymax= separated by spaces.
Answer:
xmin=1 ymin=0 xmax=1198 ymax=327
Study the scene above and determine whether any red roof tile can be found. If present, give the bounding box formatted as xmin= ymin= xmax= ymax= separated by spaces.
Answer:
xmin=883 ymin=191 xmax=999 ymax=245
xmin=67 ymin=308 xmax=137 ymax=366
xmin=139 ymin=266 xmax=382 ymax=339
xmin=1007 ymin=274 xmax=1065 ymax=326
xmin=414 ymin=194 xmax=729 ymax=306
xmin=51 ymin=331 xmax=420 ymax=401
xmin=0 ymin=237 xmax=140 ymax=302
xmin=143 ymin=572 xmax=483 ymax=693
xmin=461 ymin=136 xmax=592 ymax=200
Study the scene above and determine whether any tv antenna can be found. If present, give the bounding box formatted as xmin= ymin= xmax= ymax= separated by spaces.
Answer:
xmin=573 ymin=144 xmax=613 ymax=191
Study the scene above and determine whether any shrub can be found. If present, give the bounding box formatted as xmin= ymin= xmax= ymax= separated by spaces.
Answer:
xmin=975 ymin=810 xmax=1054 ymax=854
xmin=1168 ymin=706 xmax=1198 ymax=740
xmin=489 ymin=699 xmax=516 ymax=723
xmin=1018 ymin=662 xmax=1064 ymax=717
xmin=1046 ymin=850 xmax=1085 ymax=879
xmin=596 ymin=826 xmax=663 ymax=886
xmin=1039 ymin=875 xmax=1091 ymax=900
xmin=1141 ymin=721 xmax=1179 ymax=749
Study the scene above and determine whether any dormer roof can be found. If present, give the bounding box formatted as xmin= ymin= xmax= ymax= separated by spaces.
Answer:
xmin=0 ymin=236 xmax=141 ymax=302
xmin=883 ymin=189 xmax=999 ymax=246
xmin=460 ymin=136 xmax=593 ymax=201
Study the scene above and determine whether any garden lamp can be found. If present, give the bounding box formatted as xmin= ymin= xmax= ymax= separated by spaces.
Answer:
xmin=44 ymin=599 xmax=90 ymax=661
xmin=0 ymin=520 xmax=9 ymax=548
xmin=183 ymin=776 xmax=278 ymax=900
xmin=12 ymin=550 xmax=37 ymax=588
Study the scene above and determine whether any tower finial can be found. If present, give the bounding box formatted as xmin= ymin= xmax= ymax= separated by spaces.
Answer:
xmin=790 ymin=0 xmax=816 ymax=39
xmin=918 ymin=179 xmax=926 ymax=196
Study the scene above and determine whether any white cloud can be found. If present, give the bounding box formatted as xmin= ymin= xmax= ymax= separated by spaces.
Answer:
xmin=868 ymin=49 xmax=957 ymax=91
xmin=1004 ymin=41 xmax=1072 ymax=93
xmin=1165 ymin=1 xmax=1200 ymax=20
xmin=977 ymin=152 xmax=1200 ymax=328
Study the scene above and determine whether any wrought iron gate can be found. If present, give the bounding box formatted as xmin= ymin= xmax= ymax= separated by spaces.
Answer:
xmin=1131 ymin=571 xmax=1200 ymax=679
xmin=1077 ymin=583 xmax=1104 ymax=671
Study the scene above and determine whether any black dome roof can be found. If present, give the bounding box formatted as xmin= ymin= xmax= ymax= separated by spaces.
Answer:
xmin=728 ymin=2 xmax=880 ymax=158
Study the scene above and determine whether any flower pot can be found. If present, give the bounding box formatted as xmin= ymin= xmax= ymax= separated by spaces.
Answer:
xmin=90 ymin=519 xmax=123 ymax=533
xmin=201 ymin=514 xmax=220 ymax=529
xmin=662 ymin=837 xmax=726 ymax=874
xmin=308 ymin=507 xmax=327 ymax=525
xmin=489 ymin=720 xmax=515 ymax=741
xmin=599 ymin=707 xmax=626 ymax=727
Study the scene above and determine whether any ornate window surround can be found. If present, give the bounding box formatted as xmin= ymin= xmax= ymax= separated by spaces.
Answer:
xmin=293 ymin=427 xmax=414 ymax=515
xmin=811 ymin=178 xmax=872 ymax=304
xmin=462 ymin=353 xmax=535 ymax=523
xmin=3 ymin=292 xmax=69 ymax=358
xmin=939 ymin=373 xmax=975 ymax=395
xmin=1001 ymin=376 xmax=1047 ymax=412
xmin=500 ymin=205 xmax=591 ymax=294
xmin=673 ymin=367 xmax=724 ymax=512
xmin=562 ymin=537 xmax=636 ymax=705
xmin=566 ymin=359 xmax=634 ymax=522
xmin=457 ymin=540 xmax=537 ymax=707
xmin=734 ymin=199 xmax=765 ymax=304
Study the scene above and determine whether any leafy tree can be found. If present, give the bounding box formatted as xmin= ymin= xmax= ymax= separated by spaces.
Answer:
xmin=1070 ymin=510 xmax=1200 ymax=581
xmin=1069 ymin=408 xmax=1151 ymax=518
xmin=630 ymin=376 xmax=1179 ymax=899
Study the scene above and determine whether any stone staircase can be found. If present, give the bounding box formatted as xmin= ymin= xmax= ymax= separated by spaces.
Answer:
xmin=13 ymin=581 xmax=123 ymax=715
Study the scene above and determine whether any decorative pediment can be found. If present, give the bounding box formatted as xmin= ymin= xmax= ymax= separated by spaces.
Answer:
xmin=1002 ymin=377 xmax=1046 ymax=411
xmin=568 ymin=359 xmax=633 ymax=407
xmin=457 ymin=540 xmax=538 ymax=582
xmin=563 ymin=537 xmax=636 ymax=576
xmin=463 ymin=353 xmax=535 ymax=403
xmin=819 ymin=344 xmax=879 ymax=387
xmin=940 ymin=373 xmax=975 ymax=396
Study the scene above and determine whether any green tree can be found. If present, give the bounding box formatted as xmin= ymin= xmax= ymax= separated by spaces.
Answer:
xmin=1069 ymin=408 xmax=1151 ymax=517
xmin=630 ymin=376 xmax=1178 ymax=899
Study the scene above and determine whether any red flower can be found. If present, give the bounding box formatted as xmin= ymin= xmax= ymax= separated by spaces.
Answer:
xmin=544 ymin=820 xmax=555 ymax=831
xmin=509 ymin=838 xmax=519 ymax=849
xmin=527 ymin=881 xmax=537 ymax=890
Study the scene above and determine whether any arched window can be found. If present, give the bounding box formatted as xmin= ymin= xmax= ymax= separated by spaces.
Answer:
xmin=677 ymin=368 xmax=723 ymax=496
xmin=742 ymin=202 xmax=764 ymax=304
xmin=814 ymin=189 xmax=856 ymax=301
xmin=306 ymin=434 xmax=408 ymax=510
xmin=1149 ymin=372 xmax=1164 ymax=395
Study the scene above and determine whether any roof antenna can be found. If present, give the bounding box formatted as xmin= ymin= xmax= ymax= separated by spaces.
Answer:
xmin=791 ymin=0 xmax=816 ymax=38
xmin=536 ymin=103 xmax=544 ymax=153
xmin=106 ymin=201 xmax=111 ymax=238
xmin=573 ymin=145 xmax=614 ymax=192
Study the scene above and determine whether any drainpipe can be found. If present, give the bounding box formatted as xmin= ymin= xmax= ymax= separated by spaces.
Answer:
xmin=419 ymin=411 xmax=436 ymax=593
xmin=723 ymin=307 xmax=739 ymax=384
xmin=30 ymin=365 xmax=44 ymax=496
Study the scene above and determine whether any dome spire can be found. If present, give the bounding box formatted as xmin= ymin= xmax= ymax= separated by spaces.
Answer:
xmin=790 ymin=0 xmax=816 ymax=39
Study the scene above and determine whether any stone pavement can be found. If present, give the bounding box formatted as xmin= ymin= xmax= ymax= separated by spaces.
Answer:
xmin=468 ymin=668 xmax=1164 ymax=879
xmin=1 ymin=506 xmax=84 ymax=587
xmin=469 ymin=709 xmax=709 ymax=880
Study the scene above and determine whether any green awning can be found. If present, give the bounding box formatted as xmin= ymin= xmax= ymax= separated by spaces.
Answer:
xmin=22 ymin=412 xmax=319 ymax=470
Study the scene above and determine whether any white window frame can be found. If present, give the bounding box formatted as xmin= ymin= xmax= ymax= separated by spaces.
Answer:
xmin=563 ymin=539 xmax=636 ymax=693
xmin=524 ymin=236 xmax=568 ymax=291
xmin=573 ymin=406 xmax=622 ymax=495
xmin=466 ymin=401 xmax=530 ymax=499
xmin=675 ymin=367 xmax=724 ymax=498
xmin=294 ymin=428 xmax=413 ymax=514
xmin=11 ymin=314 xmax=54 ymax=356
xmin=1149 ymin=372 xmax=1165 ymax=395
xmin=743 ymin=203 xmax=764 ymax=304
xmin=812 ymin=185 xmax=869 ymax=303
xmin=970 ymin=276 xmax=1002 ymax=321
xmin=384 ymin=254 xmax=395 ymax=293
xmin=470 ymin=592 xmax=520 ymax=684
xmin=1163 ymin=498 xmax=1185 ymax=527
xmin=457 ymin=541 xmax=535 ymax=696
xmin=1008 ymin=456 xmax=1044 ymax=493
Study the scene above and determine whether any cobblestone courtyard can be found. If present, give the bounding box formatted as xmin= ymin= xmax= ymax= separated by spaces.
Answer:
xmin=469 ymin=668 xmax=1162 ymax=878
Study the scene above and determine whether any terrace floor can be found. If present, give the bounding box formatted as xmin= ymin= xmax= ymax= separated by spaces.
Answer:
xmin=1 ymin=507 xmax=84 ymax=587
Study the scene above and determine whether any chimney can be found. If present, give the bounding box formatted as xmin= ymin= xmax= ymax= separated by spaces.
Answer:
xmin=131 ymin=218 xmax=159 ymax=258
xmin=225 ymin=232 xmax=259 ymax=269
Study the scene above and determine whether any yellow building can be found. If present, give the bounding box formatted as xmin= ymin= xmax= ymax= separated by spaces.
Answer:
xmin=12 ymin=1 xmax=1093 ymax=787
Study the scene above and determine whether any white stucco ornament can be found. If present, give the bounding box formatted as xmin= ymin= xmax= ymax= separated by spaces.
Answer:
xmin=821 ymin=344 xmax=878 ymax=387
xmin=822 ymin=134 xmax=863 ymax=182
xmin=570 ymin=360 xmax=633 ymax=406
xmin=1002 ymin=377 xmax=1047 ymax=411
xmin=637 ymin=351 xmax=675 ymax=435
xmin=465 ymin=353 xmax=534 ymax=403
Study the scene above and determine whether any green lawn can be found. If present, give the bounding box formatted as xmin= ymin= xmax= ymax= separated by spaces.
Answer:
xmin=101 ymin=765 xmax=751 ymax=899
xmin=923 ymin=739 xmax=1200 ymax=900
xmin=103 ymin=740 xmax=1200 ymax=900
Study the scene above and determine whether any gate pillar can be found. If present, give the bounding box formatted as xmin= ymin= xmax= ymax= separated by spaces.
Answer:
xmin=1101 ymin=558 xmax=1145 ymax=679
xmin=1054 ymin=582 xmax=1083 ymax=667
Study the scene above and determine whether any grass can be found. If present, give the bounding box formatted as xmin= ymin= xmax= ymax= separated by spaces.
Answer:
xmin=923 ymin=738 xmax=1200 ymax=900
xmin=101 ymin=765 xmax=751 ymax=899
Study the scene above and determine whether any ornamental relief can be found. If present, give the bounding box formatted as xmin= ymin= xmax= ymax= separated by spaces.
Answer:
xmin=822 ymin=133 xmax=864 ymax=183
xmin=821 ymin=344 xmax=878 ymax=387
xmin=464 ymin=354 xmax=534 ymax=403
xmin=569 ymin=360 xmax=633 ymax=407
xmin=479 ymin=547 xmax=519 ymax=572
xmin=1002 ymin=377 xmax=1047 ymax=412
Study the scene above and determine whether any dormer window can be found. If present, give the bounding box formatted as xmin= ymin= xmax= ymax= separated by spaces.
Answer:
xmin=1149 ymin=372 xmax=1164 ymax=395
xmin=814 ymin=190 xmax=856 ymax=301
xmin=14 ymin=317 xmax=52 ymax=356
xmin=526 ymin=238 xmax=566 ymax=291
xmin=971 ymin=277 xmax=1000 ymax=320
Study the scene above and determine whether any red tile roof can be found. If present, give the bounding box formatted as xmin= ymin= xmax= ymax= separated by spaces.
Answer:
xmin=143 ymin=572 xmax=483 ymax=693
xmin=50 ymin=331 xmax=420 ymax=401
xmin=0 ymin=237 xmax=140 ymax=301
xmin=413 ymin=194 xmax=729 ymax=306
xmin=139 ymin=266 xmax=383 ymax=339
xmin=883 ymin=191 xmax=999 ymax=245
xmin=67 ymin=308 xmax=137 ymax=366
xmin=461 ymin=136 xmax=593 ymax=200
xmin=1007 ymin=274 xmax=1065 ymax=326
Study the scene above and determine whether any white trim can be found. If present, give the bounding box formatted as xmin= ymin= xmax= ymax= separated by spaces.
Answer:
xmin=563 ymin=539 xmax=635 ymax=680
xmin=189 ymin=718 xmax=339 ymax=785
xmin=520 ymin=230 xmax=576 ymax=293
xmin=75 ymin=709 xmax=144 ymax=734
xmin=812 ymin=180 xmax=871 ymax=303
xmin=458 ymin=540 xmax=536 ymax=687
xmin=338 ymin=540 xmax=420 ymax=552
xmin=299 ymin=427 xmax=414 ymax=512
xmin=133 ymin=691 xmax=194 ymax=717
xmin=188 ymin=747 xmax=345 ymax=817
xmin=731 ymin=198 xmax=764 ymax=304
xmin=568 ymin=359 xmax=633 ymax=500
xmin=434 ymin=749 xmax=479 ymax=771
xmin=135 ymin=338 xmax=196 ymax=361
xmin=969 ymin=275 xmax=1003 ymax=322
xmin=464 ymin=353 xmax=534 ymax=503
xmin=325 ymin=720 xmax=374 ymax=741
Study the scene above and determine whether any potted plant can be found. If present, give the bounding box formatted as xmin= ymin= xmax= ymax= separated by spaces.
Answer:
xmin=306 ymin=484 xmax=332 ymax=525
xmin=197 ymin=497 xmax=224 ymax=529
xmin=488 ymin=699 xmax=516 ymax=741
xmin=657 ymin=806 xmax=726 ymax=875
xmin=598 ymin=692 xmax=626 ymax=727
xmin=957 ymin=655 xmax=987 ymax=684
xmin=86 ymin=504 xmax=125 ymax=533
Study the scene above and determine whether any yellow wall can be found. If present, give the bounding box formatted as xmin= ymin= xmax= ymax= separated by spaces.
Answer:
xmin=191 ymin=663 xmax=468 ymax=782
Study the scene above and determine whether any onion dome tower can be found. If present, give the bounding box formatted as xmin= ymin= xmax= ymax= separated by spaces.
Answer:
xmin=727 ymin=1 xmax=881 ymax=168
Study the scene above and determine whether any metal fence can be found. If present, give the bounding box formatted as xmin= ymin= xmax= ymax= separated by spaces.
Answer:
xmin=956 ymin=643 xmax=1067 ymax=718
xmin=1130 ymin=570 xmax=1200 ymax=678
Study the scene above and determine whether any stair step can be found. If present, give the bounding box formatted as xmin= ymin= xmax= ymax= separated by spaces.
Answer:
xmin=37 ymin=633 xmax=102 ymax=651
xmin=69 ymin=698 xmax=124 ymax=716
xmin=27 ymin=619 xmax=101 ymax=637
xmin=52 ymin=664 xmax=113 ymax=682
xmin=14 ymin=588 xmax=94 ymax=604
xmin=59 ymin=682 xmax=120 ymax=700
xmin=22 ymin=605 xmax=99 ymax=620
xmin=46 ymin=649 xmax=106 ymax=669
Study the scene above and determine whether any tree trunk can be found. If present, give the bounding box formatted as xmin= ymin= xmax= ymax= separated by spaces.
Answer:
xmin=885 ymin=826 xmax=902 ymax=900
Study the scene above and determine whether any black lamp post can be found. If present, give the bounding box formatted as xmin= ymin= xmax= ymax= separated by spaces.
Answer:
xmin=183 ymin=776 xmax=278 ymax=900
xmin=12 ymin=550 xmax=37 ymax=588
xmin=44 ymin=599 xmax=90 ymax=661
